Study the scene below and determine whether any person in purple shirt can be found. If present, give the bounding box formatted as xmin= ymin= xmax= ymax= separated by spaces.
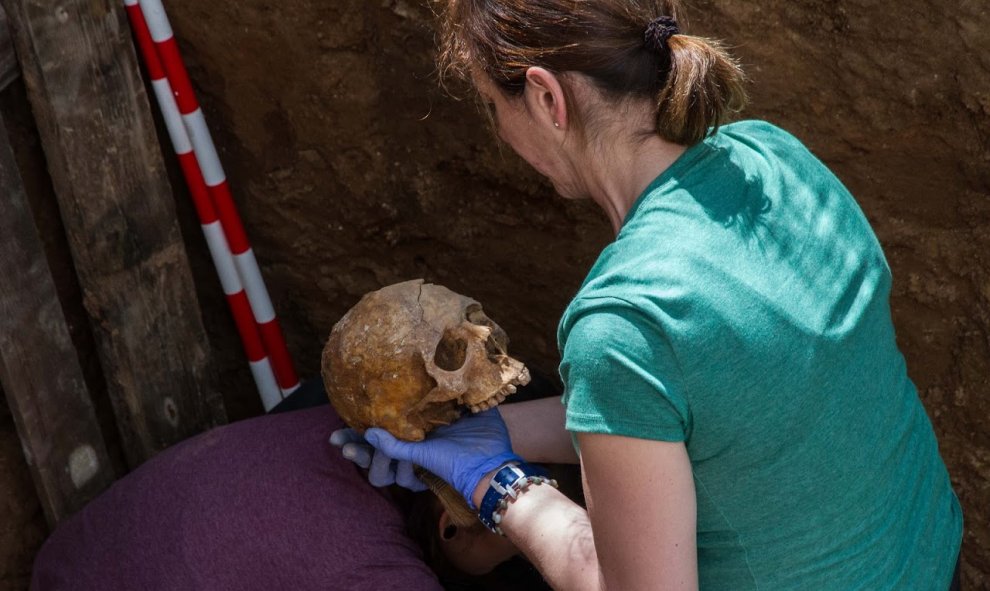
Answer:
xmin=29 ymin=375 xmax=561 ymax=591
xmin=29 ymin=401 xmax=441 ymax=591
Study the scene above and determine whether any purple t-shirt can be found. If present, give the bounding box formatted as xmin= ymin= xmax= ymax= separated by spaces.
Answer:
xmin=31 ymin=406 xmax=442 ymax=591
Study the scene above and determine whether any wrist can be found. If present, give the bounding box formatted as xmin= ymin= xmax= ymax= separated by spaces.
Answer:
xmin=459 ymin=452 xmax=522 ymax=508
xmin=475 ymin=462 xmax=557 ymax=535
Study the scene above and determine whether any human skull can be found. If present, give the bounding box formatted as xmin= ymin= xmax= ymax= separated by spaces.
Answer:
xmin=322 ymin=279 xmax=530 ymax=442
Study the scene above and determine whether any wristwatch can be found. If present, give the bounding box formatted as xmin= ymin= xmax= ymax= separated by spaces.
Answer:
xmin=477 ymin=461 xmax=558 ymax=535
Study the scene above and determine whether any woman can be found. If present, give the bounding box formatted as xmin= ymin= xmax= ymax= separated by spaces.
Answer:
xmin=335 ymin=0 xmax=963 ymax=588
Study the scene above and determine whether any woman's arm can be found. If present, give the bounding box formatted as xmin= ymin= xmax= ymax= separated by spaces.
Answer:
xmin=475 ymin=433 xmax=697 ymax=591
xmin=500 ymin=397 xmax=579 ymax=464
xmin=360 ymin=409 xmax=697 ymax=589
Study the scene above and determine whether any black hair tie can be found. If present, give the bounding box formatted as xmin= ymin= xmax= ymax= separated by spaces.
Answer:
xmin=644 ymin=16 xmax=679 ymax=52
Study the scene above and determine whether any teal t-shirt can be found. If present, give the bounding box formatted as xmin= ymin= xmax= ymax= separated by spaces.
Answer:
xmin=558 ymin=120 xmax=962 ymax=589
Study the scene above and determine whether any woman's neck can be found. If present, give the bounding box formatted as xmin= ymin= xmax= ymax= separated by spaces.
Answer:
xmin=581 ymin=134 xmax=687 ymax=235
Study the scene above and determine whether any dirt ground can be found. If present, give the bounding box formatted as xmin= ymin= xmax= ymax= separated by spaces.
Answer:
xmin=1 ymin=0 xmax=987 ymax=588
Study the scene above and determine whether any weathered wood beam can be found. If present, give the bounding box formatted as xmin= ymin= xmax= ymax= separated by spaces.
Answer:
xmin=0 ymin=111 xmax=116 ymax=527
xmin=0 ymin=0 xmax=226 ymax=467
xmin=0 ymin=5 xmax=17 ymax=91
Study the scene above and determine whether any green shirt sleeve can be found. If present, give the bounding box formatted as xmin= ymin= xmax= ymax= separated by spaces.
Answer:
xmin=559 ymin=297 xmax=690 ymax=443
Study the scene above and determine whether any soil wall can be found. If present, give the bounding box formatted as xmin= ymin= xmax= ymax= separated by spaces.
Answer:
xmin=1 ymin=0 xmax=987 ymax=588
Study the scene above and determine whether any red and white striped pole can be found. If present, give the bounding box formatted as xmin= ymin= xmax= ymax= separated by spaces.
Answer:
xmin=129 ymin=0 xmax=301 ymax=398
xmin=124 ymin=0 xmax=284 ymax=411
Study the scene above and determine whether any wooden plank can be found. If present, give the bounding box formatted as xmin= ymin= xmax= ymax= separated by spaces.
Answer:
xmin=0 ymin=0 xmax=226 ymax=468
xmin=0 ymin=5 xmax=17 ymax=91
xmin=0 ymin=111 xmax=116 ymax=527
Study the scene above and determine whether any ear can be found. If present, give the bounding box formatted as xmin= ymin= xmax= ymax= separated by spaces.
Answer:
xmin=437 ymin=510 xmax=460 ymax=542
xmin=523 ymin=67 xmax=568 ymax=130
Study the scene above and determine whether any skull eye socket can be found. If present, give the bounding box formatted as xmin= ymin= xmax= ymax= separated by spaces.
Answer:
xmin=466 ymin=305 xmax=509 ymax=358
xmin=434 ymin=330 xmax=468 ymax=371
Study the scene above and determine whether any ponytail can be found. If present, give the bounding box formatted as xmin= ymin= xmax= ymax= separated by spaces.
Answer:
xmin=656 ymin=35 xmax=748 ymax=145
xmin=440 ymin=0 xmax=748 ymax=146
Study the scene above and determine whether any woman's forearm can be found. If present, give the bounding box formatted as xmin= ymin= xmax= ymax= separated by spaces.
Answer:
xmin=468 ymin=434 xmax=698 ymax=591
xmin=500 ymin=396 xmax=579 ymax=464
xmin=474 ymin=480 xmax=602 ymax=591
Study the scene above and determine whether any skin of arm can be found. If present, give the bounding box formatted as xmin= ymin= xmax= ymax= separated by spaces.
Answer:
xmin=500 ymin=396 xmax=579 ymax=464
xmin=472 ymin=432 xmax=698 ymax=591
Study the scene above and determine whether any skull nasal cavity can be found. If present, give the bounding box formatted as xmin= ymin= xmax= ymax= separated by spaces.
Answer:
xmin=434 ymin=331 xmax=468 ymax=371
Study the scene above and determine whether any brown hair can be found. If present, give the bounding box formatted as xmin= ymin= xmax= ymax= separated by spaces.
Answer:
xmin=438 ymin=0 xmax=747 ymax=145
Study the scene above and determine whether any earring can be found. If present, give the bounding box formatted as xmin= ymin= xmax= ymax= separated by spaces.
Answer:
xmin=554 ymin=122 xmax=560 ymax=128
xmin=441 ymin=524 xmax=458 ymax=540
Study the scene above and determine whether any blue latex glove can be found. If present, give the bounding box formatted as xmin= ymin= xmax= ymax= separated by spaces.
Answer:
xmin=329 ymin=429 xmax=428 ymax=492
xmin=363 ymin=408 xmax=521 ymax=508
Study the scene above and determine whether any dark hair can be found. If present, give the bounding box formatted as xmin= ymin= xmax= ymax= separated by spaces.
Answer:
xmin=439 ymin=0 xmax=747 ymax=145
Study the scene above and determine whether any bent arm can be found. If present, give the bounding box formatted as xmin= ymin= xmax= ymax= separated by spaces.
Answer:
xmin=473 ymin=433 xmax=697 ymax=591
xmin=500 ymin=396 xmax=578 ymax=464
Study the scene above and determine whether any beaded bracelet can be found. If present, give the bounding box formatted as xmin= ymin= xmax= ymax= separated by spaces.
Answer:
xmin=478 ymin=462 xmax=559 ymax=536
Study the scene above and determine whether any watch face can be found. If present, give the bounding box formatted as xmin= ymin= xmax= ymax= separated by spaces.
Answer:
xmin=492 ymin=464 xmax=525 ymax=494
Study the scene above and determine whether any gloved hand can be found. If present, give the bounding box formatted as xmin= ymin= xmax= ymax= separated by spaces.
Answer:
xmin=329 ymin=429 xmax=428 ymax=492
xmin=363 ymin=408 xmax=521 ymax=508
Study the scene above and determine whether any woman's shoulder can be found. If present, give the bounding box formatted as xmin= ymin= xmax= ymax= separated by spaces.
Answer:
xmin=711 ymin=119 xmax=818 ymax=162
xmin=718 ymin=119 xmax=804 ymax=145
xmin=710 ymin=119 xmax=841 ymax=198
